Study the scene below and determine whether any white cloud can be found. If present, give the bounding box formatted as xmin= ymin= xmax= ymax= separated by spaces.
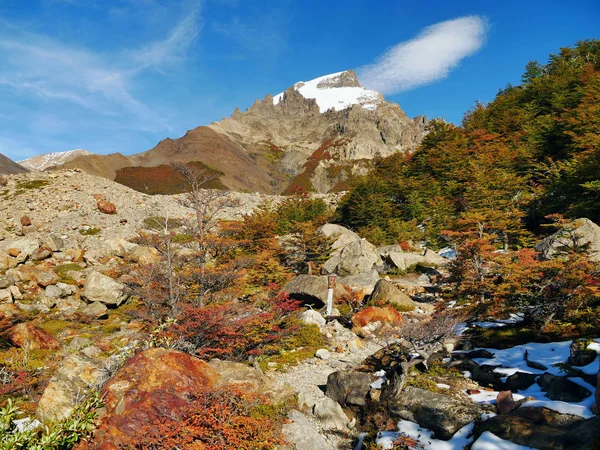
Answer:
xmin=0 ymin=1 xmax=201 ymax=131
xmin=357 ymin=16 xmax=488 ymax=94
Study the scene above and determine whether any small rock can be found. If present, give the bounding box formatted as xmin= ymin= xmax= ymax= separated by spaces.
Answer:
xmin=20 ymin=216 xmax=32 ymax=227
xmin=316 ymin=349 xmax=331 ymax=360
xmin=80 ymin=301 xmax=108 ymax=319
xmin=497 ymin=390 xmax=517 ymax=414
xmin=97 ymin=199 xmax=117 ymax=214
xmin=0 ymin=288 xmax=13 ymax=303
xmin=45 ymin=284 xmax=65 ymax=298
xmin=300 ymin=309 xmax=326 ymax=327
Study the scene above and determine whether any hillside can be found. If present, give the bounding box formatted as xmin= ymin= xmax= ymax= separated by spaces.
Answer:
xmin=18 ymin=149 xmax=92 ymax=171
xmin=57 ymin=70 xmax=427 ymax=194
xmin=0 ymin=153 xmax=28 ymax=175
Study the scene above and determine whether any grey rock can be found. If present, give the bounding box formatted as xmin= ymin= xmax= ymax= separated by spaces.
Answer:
xmin=300 ymin=309 xmax=326 ymax=327
xmin=369 ymin=279 xmax=416 ymax=311
xmin=284 ymin=274 xmax=347 ymax=307
xmin=322 ymin=239 xmax=382 ymax=276
xmin=0 ymin=288 xmax=13 ymax=303
xmin=80 ymin=301 xmax=108 ymax=319
xmin=45 ymin=284 xmax=65 ymax=298
xmin=536 ymin=218 xmax=600 ymax=262
xmin=315 ymin=349 xmax=331 ymax=360
xmin=0 ymin=276 xmax=11 ymax=289
xmin=313 ymin=397 xmax=349 ymax=430
xmin=537 ymin=373 xmax=591 ymax=402
xmin=506 ymin=371 xmax=538 ymax=392
xmin=326 ymin=370 xmax=371 ymax=407
xmin=338 ymin=269 xmax=380 ymax=294
xmin=282 ymin=410 xmax=334 ymax=450
xmin=82 ymin=271 xmax=128 ymax=305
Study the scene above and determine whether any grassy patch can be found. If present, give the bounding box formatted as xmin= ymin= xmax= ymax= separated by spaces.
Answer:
xmin=79 ymin=227 xmax=101 ymax=236
xmin=16 ymin=179 xmax=49 ymax=190
xmin=259 ymin=321 xmax=325 ymax=371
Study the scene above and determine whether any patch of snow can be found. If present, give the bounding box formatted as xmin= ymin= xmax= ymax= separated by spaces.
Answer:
xmin=438 ymin=247 xmax=457 ymax=260
xmin=273 ymin=71 xmax=382 ymax=113
xmin=376 ymin=420 xmax=475 ymax=450
xmin=471 ymin=313 xmax=525 ymax=329
xmin=520 ymin=399 xmax=594 ymax=419
xmin=481 ymin=412 xmax=497 ymax=421
xmin=13 ymin=417 xmax=41 ymax=433
xmin=467 ymin=389 xmax=524 ymax=405
xmin=19 ymin=149 xmax=92 ymax=171
xmin=472 ymin=431 xmax=537 ymax=450
xmin=455 ymin=322 xmax=468 ymax=335
xmin=462 ymin=370 xmax=472 ymax=379
xmin=436 ymin=383 xmax=451 ymax=389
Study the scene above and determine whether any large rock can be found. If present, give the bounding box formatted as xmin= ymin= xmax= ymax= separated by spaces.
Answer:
xmin=318 ymin=224 xmax=361 ymax=252
xmin=381 ymin=248 xmax=447 ymax=271
xmin=313 ymin=397 xmax=350 ymax=430
xmin=284 ymin=274 xmax=346 ymax=307
xmin=536 ymin=218 xmax=600 ymax=262
xmin=351 ymin=306 xmax=405 ymax=328
xmin=389 ymin=386 xmax=481 ymax=440
xmin=127 ymin=245 xmax=160 ymax=266
xmin=300 ymin=309 xmax=326 ymax=327
xmin=322 ymin=239 xmax=382 ymax=276
xmin=282 ymin=409 xmax=334 ymax=450
xmin=0 ymin=237 xmax=40 ymax=263
xmin=97 ymin=348 xmax=219 ymax=447
xmin=37 ymin=353 xmax=103 ymax=422
xmin=537 ymin=373 xmax=591 ymax=402
xmin=10 ymin=322 xmax=60 ymax=350
xmin=369 ymin=279 xmax=416 ymax=311
xmin=209 ymin=359 xmax=295 ymax=404
xmin=82 ymin=271 xmax=128 ymax=305
xmin=326 ymin=370 xmax=372 ymax=407
xmin=338 ymin=269 xmax=380 ymax=294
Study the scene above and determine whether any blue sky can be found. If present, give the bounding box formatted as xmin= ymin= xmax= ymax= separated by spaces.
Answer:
xmin=0 ymin=0 xmax=598 ymax=161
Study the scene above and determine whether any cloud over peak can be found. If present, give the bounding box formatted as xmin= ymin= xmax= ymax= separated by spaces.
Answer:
xmin=357 ymin=16 xmax=488 ymax=94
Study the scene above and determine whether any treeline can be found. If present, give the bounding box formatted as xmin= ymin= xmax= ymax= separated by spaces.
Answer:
xmin=336 ymin=39 xmax=600 ymax=248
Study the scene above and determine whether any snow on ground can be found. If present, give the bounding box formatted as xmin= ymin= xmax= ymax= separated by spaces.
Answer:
xmin=468 ymin=338 xmax=600 ymax=418
xmin=376 ymin=420 xmax=474 ymax=450
xmin=272 ymin=71 xmax=382 ymax=112
xmin=471 ymin=432 xmax=537 ymax=450
xmin=471 ymin=313 xmax=525 ymax=329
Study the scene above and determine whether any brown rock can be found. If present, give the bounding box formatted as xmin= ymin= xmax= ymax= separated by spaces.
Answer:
xmin=10 ymin=322 xmax=60 ymax=350
xmin=96 ymin=348 xmax=219 ymax=447
xmin=92 ymin=193 xmax=106 ymax=201
xmin=497 ymin=390 xmax=517 ymax=414
xmin=351 ymin=306 xmax=405 ymax=328
xmin=7 ymin=248 xmax=21 ymax=257
xmin=20 ymin=216 xmax=32 ymax=226
xmin=31 ymin=247 xmax=52 ymax=261
xmin=97 ymin=199 xmax=117 ymax=214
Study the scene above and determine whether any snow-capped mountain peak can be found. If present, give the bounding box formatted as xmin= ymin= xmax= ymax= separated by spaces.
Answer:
xmin=19 ymin=149 xmax=93 ymax=171
xmin=273 ymin=70 xmax=383 ymax=113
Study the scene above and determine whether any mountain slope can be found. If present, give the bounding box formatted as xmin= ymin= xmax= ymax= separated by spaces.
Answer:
xmin=58 ymin=70 xmax=427 ymax=194
xmin=19 ymin=149 xmax=93 ymax=171
xmin=0 ymin=153 xmax=28 ymax=175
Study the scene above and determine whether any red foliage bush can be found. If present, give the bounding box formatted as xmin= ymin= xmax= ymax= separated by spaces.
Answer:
xmin=124 ymin=384 xmax=285 ymax=450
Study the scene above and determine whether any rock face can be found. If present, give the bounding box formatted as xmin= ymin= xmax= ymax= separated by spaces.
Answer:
xmin=389 ymin=386 xmax=481 ymax=440
xmin=9 ymin=322 xmax=60 ymax=350
xmin=379 ymin=247 xmax=447 ymax=271
xmin=536 ymin=218 xmax=600 ymax=262
xmin=37 ymin=353 xmax=103 ymax=422
xmin=322 ymin=239 xmax=382 ymax=276
xmin=97 ymin=349 xmax=219 ymax=447
xmin=369 ymin=279 xmax=416 ymax=311
xmin=282 ymin=410 xmax=335 ymax=450
xmin=284 ymin=274 xmax=347 ymax=307
xmin=82 ymin=271 xmax=128 ymax=305
xmin=326 ymin=370 xmax=372 ymax=407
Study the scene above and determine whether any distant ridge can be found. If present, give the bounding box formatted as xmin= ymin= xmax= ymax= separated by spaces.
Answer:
xmin=19 ymin=149 xmax=93 ymax=171
xmin=0 ymin=153 xmax=28 ymax=175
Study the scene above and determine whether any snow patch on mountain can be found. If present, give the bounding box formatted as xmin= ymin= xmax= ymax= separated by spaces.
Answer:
xmin=273 ymin=71 xmax=382 ymax=113
xmin=19 ymin=149 xmax=92 ymax=171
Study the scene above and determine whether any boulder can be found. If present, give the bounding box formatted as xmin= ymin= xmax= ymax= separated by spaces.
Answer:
xmin=351 ymin=306 xmax=405 ymax=328
xmin=97 ymin=349 xmax=219 ymax=447
xmin=537 ymin=373 xmax=591 ymax=402
xmin=313 ymin=397 xmax=350 ymax=430
xmin=369 ymin=279 xmax=416 ymax=311
xmin=97 ymin=199 xmax=117 ymax=214
xmin=322 ymin=239 xmax=382 ymax=276
xmin=506 ymin=371 xmax=538 ymax=392
xmin=496 ymin=390 xmax=517 ymax=414
xmin=316 ymin=348 xmax=331 ymax=360
xmin=389 ymin=386 xmax=481 ymax=440
xmin=282 ymin=409 xmax=334 ymax=450
xmin=318 ymin=224 xmax=361 ymax=252
xmin=127 ymin=245 xmax=160 ymax=266
xmin=284 ymin=274 xmax=346 ymax=307
xmin=0 ymin=237 xmax=40 ymax=263
xmin=82 ymin=271 xmax=128 ymax=306
xmin=474 ymin=406 xmax=584 ymax=449
xmin=31 ymin=247 xmax=52 ymax=261
xmin=381 ymin=248 xmax=447 ymax=271
xmin=42 ymin=235 xmax=64 ymax=252
xmin=80 ymin=301 xmax=108 ymax=319
xmin=300 ymin=309 xmax=326 ymax=327
xmin=536 ymin=218 xmax=600 ymax=262
xmin=35 ymin=270 xmax=60 ymax=287
xmin=37 ymin=353 xmax=103 ymax=422
xmin=9 ymin=322 xmax=60 ymax=350
xmin=209 ymin=359 xmax=295 ymax=405
xmin=338 ymin=269 xmax=380 ymax=294
xmin=326 ymin=370 xmax=372 ymax=407
xmin=0 ymin=288 xmax=12 ymax=303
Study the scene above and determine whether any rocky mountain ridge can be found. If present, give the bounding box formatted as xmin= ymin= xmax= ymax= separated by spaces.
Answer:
xmin=0 ymin=153 xmax=28 ymax=175
xmin=18 ymin=149 xmax=92 ymax=171
xmin=57 ymin=70 xmax=427 ymax=194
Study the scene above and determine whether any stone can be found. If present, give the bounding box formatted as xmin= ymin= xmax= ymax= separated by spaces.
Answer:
xmin=0 ymin=288 xmax=12 ymax=303
xmin=300 ymin=309 xmax=326 ymax=327
xmin=536 ymin=218 xmax=600 ymax=262
xmin=313 ymin=397 xmax=350 ymax=430
xmin=338 ymin=269 xmax=380 ymax=295
xmin=537 ymin=373 xmax=591 ymax=402
xmin=496 ymin=390 xmax=517 ymax=414
xmin=96 ymin=349 xmax=219 ymax=447
xmin=318 ymin=223 xmax=361 ymax=252
xmin=31 ymin=247 xmax=52 ymax=261
xmin=326 ymin=370 xmax=372 ymax=407
xmin=568 ymin=339 xmax=597 ymax=367
xmin=380 ymin=248 xmax=448 ymax=271
xmin=369 ymin=279 xmax=416 ymax=311
xmin=35 ymin=270 xmax=60 ymax=287
xmin=10 ymin=322 xmax=60 ymax=350
xmin=97 ymin=199 xmax=117 ymax=214
xmin=506 ymin=371 xmax=538 ymax=392
xmin=209 ymin=359 xmax=295 ymax=405
xmin=0 ymin=276 xmax=12 ymax=289
xmin=322 ymin=239 xmax=382 ymax=276
xmin=0 ymin=237 xmax=40 ymax=263
xmin=42 ymin=235 xmax=64 ymax=252
xmin=282 ymin=410 xmax=334 ymax=450
xmin=127 ymin=245 xmax=160 ymax=266
xmin=316 ymin=348 xmax=331 ymax=360
xmin=20 ymin=215 xmax=32 ymax=226
xmin=22 ymin=225 xmax=37 ymax=235
xmin=37 ymin=353 xmax=104 ymax=422
xmin=351 ymin=306 xmax=405 ymax=328
xmin=45 ymin=284 xmax=65 ymax=298
xmin=55 ymin=296 xmax=86 ymax=314
xmin=9 ymin=285 xmax=21 ymax=300
xmin=389 ymin=386 xmax=481 ymax=440
xmin=82 ymin=271 xmax=128 ymax=305
xmin=284 ymin=274 xmax=347 ymax=307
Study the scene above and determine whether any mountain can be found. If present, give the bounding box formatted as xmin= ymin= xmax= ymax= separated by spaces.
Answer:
xmin=0 ymin=153 xmax=28 ymax=175
xmin=19 ymin=149 xmax=93 ymax=171
xmin=58 ymin=70 xmax=427 ymax=194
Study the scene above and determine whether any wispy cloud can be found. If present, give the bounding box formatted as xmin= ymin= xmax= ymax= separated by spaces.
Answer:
xmin=357 ymin=16 xmax=488 ymax=94
xmin=0 ymin=1 xmax=201 ymax=131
